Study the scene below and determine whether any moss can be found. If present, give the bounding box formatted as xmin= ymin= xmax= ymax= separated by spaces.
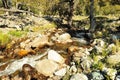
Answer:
xmin=8 ymin=30 xmax=27 ymax=37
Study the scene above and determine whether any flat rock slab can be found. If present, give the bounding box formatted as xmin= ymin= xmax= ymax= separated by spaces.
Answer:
xmin=35 ymin=59 xmax=59 ymax=77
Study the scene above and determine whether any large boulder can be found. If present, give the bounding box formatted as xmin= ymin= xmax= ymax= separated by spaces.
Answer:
xmin=35 ymin=59 xmax=59 ymax=77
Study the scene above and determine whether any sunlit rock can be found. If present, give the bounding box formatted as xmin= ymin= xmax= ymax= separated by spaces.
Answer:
xmin=92 ymin=39 xmax=105 ymax=47
xmin=84 ymin=48 xmax=90 ymax=55
xmin=48 ymin=76 xmax=62 ymax=80
xmin=14 ymin=25 xmax=21 ymax=30
xmin=54 ymin=68 xmax=66 ymax=76
xmin=69 ymin=65 xmax=77 ymax=74
xmin=48 ymin=50 xmax=65 ymax=64
xmin=35 ymin=59 xmax=59 ymax=77
xmin=20 ymin=39 xmax=32 ymax=50
xmin=24 ymin=44 xmax=32 ymax=51
xmin=68 ymin=46 xmax=79 ymax=52
xmin=103 ymin=68 xmax=117 ymax=80
xmin=20 ymin=42 xmax=26 ymax=49
xmin=73 ymin=47 xmax=90 ymax=62
xmin=70 ymin=73 xmax=88 ymax=80
xmin=74 ymin=50 xmax=86 ymax=58
xmin=57 ymin=33 xmax=71 ymax=42
xmin=107 ymin=54 xmax=120 ymax=65
xmin=92 ymin=39 xmax=105 ymax=53
xmin=107 ymin=43 xmax=120 ymax=54
xmin=31 ymin=35 xmax=49 ymax=48
xmin=81 ymin=58 xmax=92 ymax=73
xmin=8 ymin=21 xmax=15 ymax=28
xmin=93 ymin=39 xmax=105 ymax=54
xmin=107 ymin=43 xmax=116 ymax=52
xmin=72 ymin=38 xmax=89 ymax=46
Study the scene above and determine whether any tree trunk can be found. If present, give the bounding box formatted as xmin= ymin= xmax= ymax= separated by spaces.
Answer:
xmin=89 ymin=0 xmax=96 ymax=32
xmin=1 ymin=0 xmax=12 ymax=9
xmin=68 ymin=0 xmax=74 ymax=28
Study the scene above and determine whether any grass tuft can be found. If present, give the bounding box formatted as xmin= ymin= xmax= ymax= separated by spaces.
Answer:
xmin=8 ymin=30 xmax=27 ymax=37
xmin=32 ymin=23 xmax=56 ymax=32
xmin=0 ymin=32 xmax=10 ymax=45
